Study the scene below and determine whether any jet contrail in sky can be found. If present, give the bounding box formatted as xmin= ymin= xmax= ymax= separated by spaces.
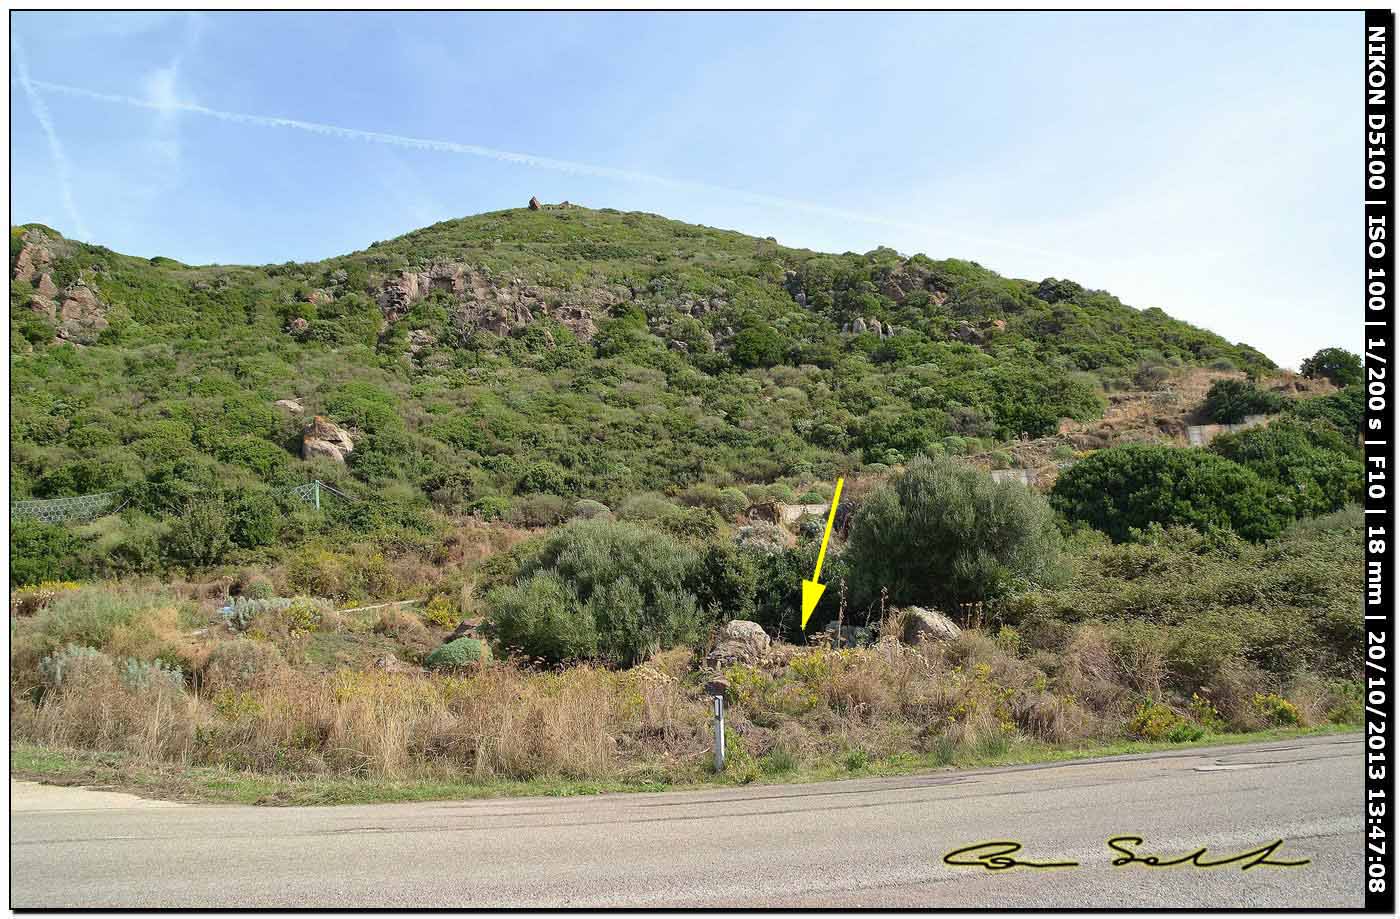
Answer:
xmin=30 ymin=77 xmax=1079 ymax=264
xmin=15 ymin=56 xmax=92 ymax=240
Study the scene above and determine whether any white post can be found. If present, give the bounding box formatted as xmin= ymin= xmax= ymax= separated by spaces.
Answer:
xmin=713 ymin=695 xmax=726 ymax=772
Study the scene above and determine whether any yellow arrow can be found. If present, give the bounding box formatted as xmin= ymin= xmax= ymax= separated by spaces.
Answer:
xmin=800 ymin=477 xmax=845 ymax=629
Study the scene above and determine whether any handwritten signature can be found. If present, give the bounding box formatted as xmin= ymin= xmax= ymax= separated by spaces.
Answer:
xmin=943 ymin=837 xmax=1311 ymax=872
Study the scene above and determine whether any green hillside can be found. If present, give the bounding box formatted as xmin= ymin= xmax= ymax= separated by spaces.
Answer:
xmin=11 ymin=204 xmax=1278 ymax=579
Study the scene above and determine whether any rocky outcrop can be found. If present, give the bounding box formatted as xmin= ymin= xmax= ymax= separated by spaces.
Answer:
xmin=841 ymin=317 xmax=895 ymax=339
xmin=302 ymin=415 xmax=355 ymax=463
xmin=53 ymin=283 xmax=110 ymax=344
xmin=374 ymin=654 xmax=419 ymax=673
xmin=274 ymin=399 xmax=304 ymax=414
xmin=34 ymin=273 xmax=59 ymax=301
xmin=873 ymin=260 xmax=950 ymax=305
xmin=377 ymin=271 xmax=422 ymax=322
xmin=706 ymin=620 xmax=771 ymax=668
xmin=950 ymin=321 xmax=983 ymax=345
xmin=528 ymin=196 xmax=542 ymax=210
xmin=11 ymin=229 xmax=56 ymax=284
xmin=376 ymin=263 xmax=615 ymax=341
xmin=899 ymin=607 xmax=962 ymax=645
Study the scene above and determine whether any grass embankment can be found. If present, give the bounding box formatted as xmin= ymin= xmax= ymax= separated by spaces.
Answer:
xmin=12 ymin=725 xmax=1356 ymax=807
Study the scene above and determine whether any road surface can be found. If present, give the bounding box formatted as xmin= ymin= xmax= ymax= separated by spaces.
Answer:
xmin=10 ymin=733 xmax=1363 ymax=908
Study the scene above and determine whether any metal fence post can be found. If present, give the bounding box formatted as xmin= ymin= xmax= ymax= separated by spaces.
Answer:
xmin=713 ymin=695 xmax=726 ymax=772
xmin=313 ymin=480 xmax=321 ymax=512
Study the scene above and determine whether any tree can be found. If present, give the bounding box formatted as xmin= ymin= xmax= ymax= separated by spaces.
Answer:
xmin=1300 ymin=347 xmax=1362 ymax=387
xmin=1202 ymin=378 xmax=1286 ymax=424
xmin=1050 ymin=444 xmax=1291 ymax=542
xmin=845 ymin=455 xmax=1064 ymax=615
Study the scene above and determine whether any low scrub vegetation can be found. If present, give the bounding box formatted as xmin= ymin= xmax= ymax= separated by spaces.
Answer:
xmin=9 ymin=505 xmax=1361 ymax=791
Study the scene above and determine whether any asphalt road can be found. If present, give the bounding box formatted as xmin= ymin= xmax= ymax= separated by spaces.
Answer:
xmin=10 ymin=733 xmax=1363 ymax=908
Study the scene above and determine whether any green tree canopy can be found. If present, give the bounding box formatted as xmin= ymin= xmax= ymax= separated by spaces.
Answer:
xmin=1050 ymin=443 xmax=1291 ymax=542
xmin=1300 ymin=347 xmax=1363 ymax=387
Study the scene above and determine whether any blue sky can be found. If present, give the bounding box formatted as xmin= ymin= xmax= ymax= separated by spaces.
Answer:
xmin=12 ymin=11 xmax=1357 ymax=366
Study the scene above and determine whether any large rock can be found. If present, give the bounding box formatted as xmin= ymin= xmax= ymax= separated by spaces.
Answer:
xmin=706 ymin=620 xmax=771 ymax=668
xmin=54 ymin=283 xmax=110 ymax=344
xmin=899 ymin=607 xmax=962 ymax=645
xmin=302 ymin=415 xmax=355 ymax=463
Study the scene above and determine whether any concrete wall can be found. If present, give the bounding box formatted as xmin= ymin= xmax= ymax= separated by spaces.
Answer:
xmin=989 ymin=469 xmax=1036 ymax=487
xmin=780 ymin=503 xmax=829 ymax=525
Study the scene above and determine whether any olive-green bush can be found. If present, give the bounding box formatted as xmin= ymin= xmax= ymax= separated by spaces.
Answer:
xmin=424 ymin=636 xmax=491 ymax=670
xmin=485 ymin=519 xmax=708 ymax=666
xmin=1208 ymin=420 xmax=1361 ymax=519
xmin=845 ymin=455 xmax=1064 ymax=615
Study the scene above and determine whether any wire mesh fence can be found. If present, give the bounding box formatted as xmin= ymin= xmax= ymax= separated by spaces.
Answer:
xmin=10 ymin=492 xmax=124 ymax=525
xmin=12 ymin=481 xmax=353 ymax=525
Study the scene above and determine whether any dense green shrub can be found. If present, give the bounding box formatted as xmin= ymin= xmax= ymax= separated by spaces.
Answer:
xmin=571 ymin=499 xmax=611 ymax=520
xmin=1299 ymin=347 xmax=1362 ymax=387
xmin=162 ymin=498 xmax=233 ymax=568
xmin=485 ymin=519 xmax=707 ymax=666
xmin=10 ymin=518 xmax=85 ymax=586
xmin=1285 ymin=387 xmax=1364 ymax=440
xmin=1050 ymin=444 xmax=1290 ymax=542
xmin=241 ymin=574 xmax=276 ymax=600
xmin=1202 ymin=379 xmax=1285 ymax=424
xmin=27 ymin=586 xmax=154 ymax=653
xmin=845 ymin=455 xmax=1063 ymax=615
xmin=1209 ymin=420 xmax=1361 ymax=519
xmin=424 ymin=636 xmax=490 ymax=670
xmin=1005 ymin=509 xmax=1362 ymax=683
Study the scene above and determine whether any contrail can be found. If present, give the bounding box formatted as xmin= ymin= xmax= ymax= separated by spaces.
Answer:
xmin=14 ymin=50 xmax=92 ymax=240
xmin=30 ymin=78 xmax=1078 ymax=264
